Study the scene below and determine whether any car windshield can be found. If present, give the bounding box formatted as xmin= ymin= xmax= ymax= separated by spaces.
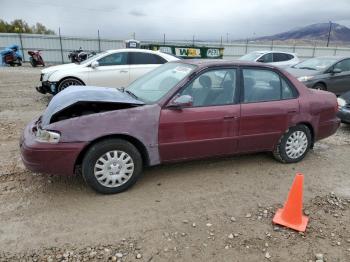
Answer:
xmin=239 ymin=52 xmax=263 ymax=61
xmin=127 ymin=62 xmax=196 ymax=103
xmin=80 ymin=51 xmax=107 ymax=65
xmin=293 ymin=57 xmax=338 ymax=71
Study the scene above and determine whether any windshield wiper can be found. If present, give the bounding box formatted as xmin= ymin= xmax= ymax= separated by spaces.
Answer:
xmin=125 ymin=89 xmax=139 ymax=100
xmin=298 ymin=66 xmax=316 ymax=70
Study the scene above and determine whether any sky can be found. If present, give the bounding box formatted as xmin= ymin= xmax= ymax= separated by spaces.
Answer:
xmin=1 ymin=0 xmax=350 ymax=41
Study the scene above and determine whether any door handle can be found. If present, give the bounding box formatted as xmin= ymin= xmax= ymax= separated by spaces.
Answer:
xmin=288 ymin=110 xmax=297 ymax=114
xmin=120 ymin=70 xmax=128 ymax=73
xmin=223 ymin=116 xmax=238 ymax=120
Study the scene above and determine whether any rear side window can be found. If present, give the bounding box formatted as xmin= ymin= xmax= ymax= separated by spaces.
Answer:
xmin=98 ymin=52 xmax=127 ymax=66
xmin=242 ymin=69 xmax=297 ymax=103
xmin=273 ymin=53 xmax=293 ymax=62
xmin=129 ymin=52 xmax=167 ymax=65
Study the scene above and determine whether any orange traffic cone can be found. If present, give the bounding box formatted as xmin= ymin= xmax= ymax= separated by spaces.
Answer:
xmin=272 ymin=173 xmax=309 ymax=232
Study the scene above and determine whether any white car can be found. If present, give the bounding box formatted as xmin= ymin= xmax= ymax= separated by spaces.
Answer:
xmin=239 ymin=51 xmax=300 ymax=68
xmin=36 ymin=49 xmax=179 ymax=94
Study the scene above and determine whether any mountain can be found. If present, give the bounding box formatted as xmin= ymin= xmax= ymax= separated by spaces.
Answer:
xmin=256 ymin=23 xmax=350 ymax=42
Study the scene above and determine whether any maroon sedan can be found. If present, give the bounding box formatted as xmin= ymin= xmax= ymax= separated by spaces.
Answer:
xmin=20 ymin=60 xmax=340 ymax=194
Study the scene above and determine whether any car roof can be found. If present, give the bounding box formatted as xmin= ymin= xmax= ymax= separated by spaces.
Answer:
xmin=103 ymin=48 xmax=179 ymax=61
xmin=311 ymin=56 xmax=350 ymax=60
xmin=174 ymin=59 xmax=277 ymax=69
xmin=106 ymin=48 xmax=159 ymax=54
xmin=250 ymin=50 xmax=296 ymax=55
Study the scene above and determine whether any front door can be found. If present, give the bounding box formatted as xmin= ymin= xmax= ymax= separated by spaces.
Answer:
xmin=158 ymin=68 xmax=240 ymax=162
xmin=328 ymin=59 xmax=350 ymax=95
xmin=88 ymin=52 xmax=130 ymax=88
xmin=239 ymin=68 xmax=300 ymax=152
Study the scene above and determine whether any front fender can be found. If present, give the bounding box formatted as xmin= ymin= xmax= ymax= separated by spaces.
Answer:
xmin=46 ymin=104 xmax=162 ymax=166
xmin=48 ymin=66 xmax=89 ymax=83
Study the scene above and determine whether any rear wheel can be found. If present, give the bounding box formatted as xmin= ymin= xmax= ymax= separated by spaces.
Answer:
xmin=57 ymin=78 xmax=84 ymax=93
xmin=273 ymin=125 xmax=311 ymax=163
xmin=82 ymin=139 xmax=143 ymax=194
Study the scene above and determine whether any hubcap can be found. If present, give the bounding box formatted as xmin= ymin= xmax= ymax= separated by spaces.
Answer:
xmin=285 ymin=131 xmax=308 ymax=159
xmin=94 ymin=150 xmax=134 ymax=188
xmin=59 ymin=80 xmax=81 ymax=91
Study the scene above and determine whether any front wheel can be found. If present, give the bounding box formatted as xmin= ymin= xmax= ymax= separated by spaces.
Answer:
xmin=82 ymin=139 xmax=143 ymax=194
xmin=57 ymin=78 xmax=84 ymax=93
xmin=273 ymin=125 xmax=311 ymax=163
xmin=313 ymin=83 xmax=327 ymax=91
xmin=30 ymin=57 xmax=37 ymax=67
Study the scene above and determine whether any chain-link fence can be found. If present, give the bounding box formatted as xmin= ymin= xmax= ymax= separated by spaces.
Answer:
xmin=1 ymin=33 xmax=350 ymax=64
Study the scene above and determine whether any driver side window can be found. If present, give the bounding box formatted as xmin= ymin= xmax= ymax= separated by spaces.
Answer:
xmin=259 ymin=53 xmax=273 ymax=63
xmin=334 ymin=59 xmax=350 ymax=72
xmin=179 ymin=68 xmax=237 ymax=107
xmin=98 ymin=52 xmax=128 ymax=66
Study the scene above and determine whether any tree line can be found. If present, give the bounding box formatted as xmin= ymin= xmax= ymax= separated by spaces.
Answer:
xmin=0 ymin=19 xmax=55 ymax=35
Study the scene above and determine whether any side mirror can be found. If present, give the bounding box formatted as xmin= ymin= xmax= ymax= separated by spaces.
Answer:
xmin=331 ymin=68 xmax=342 ymax=74
xmin=167 ymin=95 xmax=193 ymax=109
xmin=257 ymin=58 xmax=265 ymax=63
xmin=91 ymin=61 xmax=99 ymax=69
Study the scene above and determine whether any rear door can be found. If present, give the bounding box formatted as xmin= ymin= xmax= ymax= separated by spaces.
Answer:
xmin=272 ymin=53 xmax=294 ymax=67
xmin=128 ymin=52 xmax=167 ymax=83
xmin=239 ymin=68 xmax=299 ymax=152
xmin=158 ymin=68 xmax=240 ymax=162
xmin=88 ymin=52 xmax=130 ymax=88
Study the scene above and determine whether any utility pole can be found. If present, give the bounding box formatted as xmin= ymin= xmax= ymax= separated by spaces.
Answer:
xmin=133 ymin=32 xmax=136 ymax=39
xmin=97 ymin=29 xmax=101 ymax=52
xmin=192 ymin=35 xmax=195 ymax=46
xmin=58 ymin=27 xmax=64 ymax=64
xmin=226 ymin=33 xmax=229 ymax=43
xmin=163 ymin=33 xmax=166 ymax=45
xmin=326 ymin=21 xmax=332 ymax=47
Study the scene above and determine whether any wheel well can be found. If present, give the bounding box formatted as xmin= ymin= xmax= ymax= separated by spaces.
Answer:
xmin=58 ymin=76 xmax=85 ymax=87
xmin=74 ymin=134 xmax=150 ymax=172
xmin=313 ymin=82 xmax=326 ymax=90
xmin=296 ymin=122 xmax=315 ymax=148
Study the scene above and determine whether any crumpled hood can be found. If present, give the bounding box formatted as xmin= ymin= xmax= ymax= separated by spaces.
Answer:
xmin=41 ymin=86 xmax=144 ymax=127
xmin=42 ymin=63 xmax=81 ymax=74
xmin=285 ymin=68 xmax=321 ymax=78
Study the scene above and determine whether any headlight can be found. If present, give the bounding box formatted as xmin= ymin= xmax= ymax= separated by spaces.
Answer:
xmin=297 ymin=75 xmax=314 ymax=82
xmin=42 ymin=71 xmax=57 ymax=81
xmin=35 ymin=129 xmax=60 ymax=143
xmin=337 ymin=97 xmax=346 ymax=108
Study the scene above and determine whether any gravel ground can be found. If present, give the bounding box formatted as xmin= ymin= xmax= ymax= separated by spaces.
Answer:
xmin=0 ymin=65 xmax=350 ymax=262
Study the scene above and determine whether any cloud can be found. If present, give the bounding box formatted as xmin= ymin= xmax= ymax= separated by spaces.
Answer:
xmin=0 ymin=0 xmax=350 ymax=40
xmin=129 ymin=10 xmax=147 ymax=17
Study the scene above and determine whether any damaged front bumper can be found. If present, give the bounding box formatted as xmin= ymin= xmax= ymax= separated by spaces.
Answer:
xmin=20 ymin=118 xmax=87 ymax=176
xmin=36 ymin=81 xmax=58 ymax=95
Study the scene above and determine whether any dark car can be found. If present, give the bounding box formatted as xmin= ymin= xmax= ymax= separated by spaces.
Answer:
xmin=337 ymin=91 xmax=350 ymax=124
xmin=20 ymin=60 xmax=340 ymax=194
xmin=287 ymin=56 xmax=350 ymax=95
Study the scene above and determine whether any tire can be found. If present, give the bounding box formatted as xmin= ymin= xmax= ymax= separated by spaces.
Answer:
xmin=30 ymin=58 xmax=37 ymax=67
xmin=57 ymin=78 xmax=84 ymax=93
xmin=82 ymin=139 xmax=143 ymax=194
xmin=313 ymin=83 xmax=327 ymax=91
xmin=273 ymin=125 xmax=312 ymax=163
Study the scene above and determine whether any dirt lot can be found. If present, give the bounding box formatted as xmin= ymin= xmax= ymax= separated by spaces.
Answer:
xmin=0 ymin=65 xmax=350 ymax=262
